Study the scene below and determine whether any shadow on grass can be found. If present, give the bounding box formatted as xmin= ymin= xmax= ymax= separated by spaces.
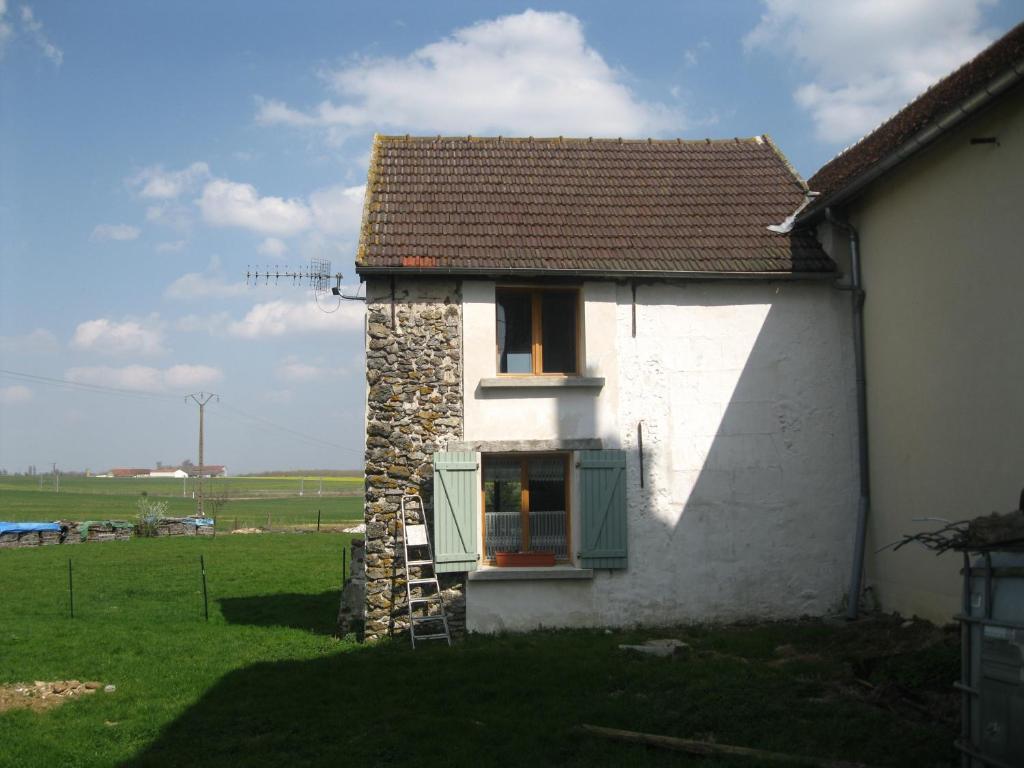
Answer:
xmin=217 ymin=591 xmax=339 ymax=636
xmin=124 ymin=624 xmax=957 ymax=768
xmin=125 ymin=638 xmax=665 ymax=768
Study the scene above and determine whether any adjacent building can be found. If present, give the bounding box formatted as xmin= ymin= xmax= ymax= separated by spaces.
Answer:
xmin=801 ymin=22 xmax=1024 ymax=623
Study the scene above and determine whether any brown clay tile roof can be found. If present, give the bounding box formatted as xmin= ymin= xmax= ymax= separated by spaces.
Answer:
xmin=808 ymin=21 xmax=1024 ymax=207
xmin=355 ymin=136 xmax=834 ymax=276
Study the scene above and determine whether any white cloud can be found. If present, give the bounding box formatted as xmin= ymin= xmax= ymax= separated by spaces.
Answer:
xmin=164 ymin=364 xmax=222 ymax=390
xmin=0 ymin=328 xmax=58 ymax=354
xmin=745 ymin=0 xmax=997 ymax=143
xmin=165 ymin=257 xmax=248 ymax=300
xmin=256 ymin=10 xmax=681 ymax=138
xmin=145 ymin=203 xmax=193 ymax=232
xmin=227 ymin=297 xmax=363 ymax=338
xmin=258 ymin=237 xmax=288 ymax=257
xmin=276 ymin=361 xmax=323 ymax=382
xmin=0 ymin=1 xmax=12 ymax=54
xmin=91 ymin=223 xmax=140 ymax=241
xmin=0 ymin=384 xmax=32 ymax=405
xmin=130 ymin=161 xmax=210 ymax=199
xmin=71 ymin=316 xmax=165 ymax=356
xmin=263 ymin=388 xmax=294 ymax=404
xmin=275 ymin=354 xmax=351 ymax=382
xmin=66 ymin=364 xmax=222 ymax=393
xmin=17 ymin=5 xmax=61 ymax=66
xmin=198 ymin=178 xmax=312 ymax=236
xmin=175 ymin=312 xmax=230 ymax=334
xmin=309 ymin=185 xmax=365 ymax=237
xmin=156 ymin=240 xmax=187 ymax=252
xmin=683 ymin=41 xmax=710 ymax=68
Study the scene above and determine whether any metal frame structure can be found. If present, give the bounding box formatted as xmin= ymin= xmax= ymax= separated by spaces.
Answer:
xmin=954 ymin=549 xmax=1024 ymax=768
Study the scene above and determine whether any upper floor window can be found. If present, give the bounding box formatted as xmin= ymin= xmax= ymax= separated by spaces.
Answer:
xmin=495 ymin=288 xmax=578 ymax=375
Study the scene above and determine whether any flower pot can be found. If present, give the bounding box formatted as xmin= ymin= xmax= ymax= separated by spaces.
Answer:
xmin=495 ymin=551 xmax=556 ymax=567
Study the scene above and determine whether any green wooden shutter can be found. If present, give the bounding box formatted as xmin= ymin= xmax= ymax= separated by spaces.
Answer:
xmin=432 ymin=451 xmax=480 ymax=573
xmin=579 ymin=449 xmax=628 ymax=570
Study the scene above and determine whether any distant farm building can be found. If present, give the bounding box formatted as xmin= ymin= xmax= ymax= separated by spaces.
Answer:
xmin=149 ymin=468 xmax=189 ymax=479
xmin=109 ymin=468 xmax=151 ymax=478
xmin=103 ymin=465 xmax=226 ymax=479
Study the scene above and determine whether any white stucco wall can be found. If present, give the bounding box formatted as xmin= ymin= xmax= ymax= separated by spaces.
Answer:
xmin=463 ymin=279 xmax=859 ymax=632
xmin=462 ymin=280 xmax=620 ymax=445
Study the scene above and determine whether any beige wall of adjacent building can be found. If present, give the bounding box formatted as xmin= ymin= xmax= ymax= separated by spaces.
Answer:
xmin=822 ymin=87 xmax=1024 ymax=623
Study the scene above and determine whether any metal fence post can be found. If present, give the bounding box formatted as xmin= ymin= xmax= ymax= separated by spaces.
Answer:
xmin=317 ymin=509 xmax=321 ymax=532
xmin=200 ymin=555 xmax=209 ymax=621
xmin=68 ymin=558 xmax=74 ymax=619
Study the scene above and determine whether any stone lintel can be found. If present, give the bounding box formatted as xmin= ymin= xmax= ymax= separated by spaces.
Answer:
xmin=449 ymin=438 xmax=603 ymax=452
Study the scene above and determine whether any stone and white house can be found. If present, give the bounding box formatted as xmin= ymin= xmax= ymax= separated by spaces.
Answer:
xmin=351 ymin=134 xmax=860 ymax=641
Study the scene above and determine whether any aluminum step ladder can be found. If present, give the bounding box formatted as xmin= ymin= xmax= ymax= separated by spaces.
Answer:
xmin=399 ymin=492 xmax=452 ymax=648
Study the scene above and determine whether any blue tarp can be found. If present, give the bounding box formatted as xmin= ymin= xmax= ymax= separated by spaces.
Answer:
xmin=191 ymin=518 xmax=215 ymax=527
xmin=0 ymin=521 xmax=62 ymax=535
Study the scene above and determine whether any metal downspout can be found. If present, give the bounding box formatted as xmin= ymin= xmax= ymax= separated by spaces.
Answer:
xmin=826 ymin=208 xmax=871 ymax=620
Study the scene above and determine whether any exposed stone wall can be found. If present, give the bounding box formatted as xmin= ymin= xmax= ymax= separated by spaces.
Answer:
xmin=363 ymin=277 xmax=467 ymax=642
xmin=336 ymin=538 xmax=366 ymax=637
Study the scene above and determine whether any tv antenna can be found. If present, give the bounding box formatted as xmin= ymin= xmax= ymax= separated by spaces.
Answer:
xmin=246 ymin=258 xmax=364 ymax=313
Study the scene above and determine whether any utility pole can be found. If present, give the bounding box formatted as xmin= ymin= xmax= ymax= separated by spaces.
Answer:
xmin=186 ymin=392 xmax=218 ymax=517
xmin=52 ymin=462 xmax=59 ymax=493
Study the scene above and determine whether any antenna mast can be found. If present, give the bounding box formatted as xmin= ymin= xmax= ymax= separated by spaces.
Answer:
xmin=246 ymin=258 xmax=363 ymax=312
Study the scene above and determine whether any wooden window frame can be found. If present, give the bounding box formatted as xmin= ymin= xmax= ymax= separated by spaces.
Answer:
xmin=495 ymin=286 xmax=580 ymax=376
xmin=480 ymin=452 xmax=572 ymax=565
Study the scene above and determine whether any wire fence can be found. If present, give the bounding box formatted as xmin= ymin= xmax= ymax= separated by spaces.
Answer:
xmin=6 ymin=545 xmax=350 ymax=624
xmin=13 ymin=552 xmax=211 ymax=622
xmin=216 ymin=508 xmax=362 ymax=532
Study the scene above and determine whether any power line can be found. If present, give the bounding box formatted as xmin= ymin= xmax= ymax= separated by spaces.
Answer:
xmin=217 ymin=403 xmax=360 ymax=454
xmin=0 ymin=367 xmax=361 ymax=456
xmin=0 ymin=369 xmax=180 ymax=402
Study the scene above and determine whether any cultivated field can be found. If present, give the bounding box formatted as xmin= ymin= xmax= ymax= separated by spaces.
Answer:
xmin=0 ymin=535 xmax=959 ymax=767
xmin=0 ymin=475 xmax=363 ymax=531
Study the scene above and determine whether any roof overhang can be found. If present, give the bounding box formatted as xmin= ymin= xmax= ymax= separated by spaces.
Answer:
xmin=355 ymin=265 xmax=836 ymax=281
xmin=799 ymin=61 xmax=1024 ymax=225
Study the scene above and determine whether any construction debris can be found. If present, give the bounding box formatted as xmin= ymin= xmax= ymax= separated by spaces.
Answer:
xmin=618 ymin=638 xmax=690 ymax=657
xmin=884 ymin=507 xmax=1024 ymax=554
xmin=0 ymin=681 xmax=107 ymax=714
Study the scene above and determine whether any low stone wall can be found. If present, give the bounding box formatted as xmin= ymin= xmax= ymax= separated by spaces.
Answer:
xmin=153 ymin=519 xmax=214 ymax=537
xmin=0 ymin=530 xmax=64 ymax=549
xmin=0 ymin=518 xmax=214 ymax=549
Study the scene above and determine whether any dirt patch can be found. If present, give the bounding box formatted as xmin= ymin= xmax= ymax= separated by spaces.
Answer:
xmin=0 ymin=680 xmax=108 ymax=713
xmin=231 ymin=528 xmax=264 ymax=535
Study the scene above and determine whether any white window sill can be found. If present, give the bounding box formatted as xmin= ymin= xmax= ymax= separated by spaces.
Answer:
xmin=479 ymin=376 xmax=605 ymax=390
xmin=468 ymin=566 xmax=595 ymax=582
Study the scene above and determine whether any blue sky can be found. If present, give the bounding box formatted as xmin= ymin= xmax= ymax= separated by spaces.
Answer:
xmin=1 ymin=1 xmax=1021 ymax=474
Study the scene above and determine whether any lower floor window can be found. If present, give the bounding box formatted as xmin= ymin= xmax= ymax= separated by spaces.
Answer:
xmin=483 ymin=454 xmax=569 ymax=562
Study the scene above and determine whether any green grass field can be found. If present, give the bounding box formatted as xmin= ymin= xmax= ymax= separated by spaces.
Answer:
xmin=0 ymin=475 xmax=363 ymax=531
xmin=0 ymin=535 xmax=959 ymax=767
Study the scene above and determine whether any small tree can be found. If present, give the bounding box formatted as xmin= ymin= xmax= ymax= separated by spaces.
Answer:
xmin=203 ymin=487 xmax=230 ymax=522
xmin=136 ymin=496 xmax=169 ymax=537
